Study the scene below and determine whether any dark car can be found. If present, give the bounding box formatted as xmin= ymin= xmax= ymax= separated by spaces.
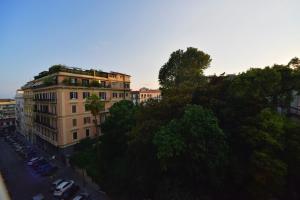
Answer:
xmin=32 ymin=160 xmax=48 ymax=169
xmin=60 ymin=184 xmax=80 ymax=200
xmin=35 ymin=163 xmax=52 ymax=173
xmin=40 ymin=165 xmax=58 ymax=176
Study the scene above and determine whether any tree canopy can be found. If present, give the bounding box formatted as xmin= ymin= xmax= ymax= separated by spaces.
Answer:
xmin=71 ymin=49 xmax=300 ymax=200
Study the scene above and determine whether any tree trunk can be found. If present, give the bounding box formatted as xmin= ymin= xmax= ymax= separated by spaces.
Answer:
xmin=94 ymin=115 xmax=98 ymax=136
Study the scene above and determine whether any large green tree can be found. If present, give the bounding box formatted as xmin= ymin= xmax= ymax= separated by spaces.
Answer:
xmin=71 ymin=49 xmax=300 ymax=200
xmin=98 ymin=100 xmax=138 ymax=194
xmin=159 ymin=47 xmax=211 ymax=91
xmin=153 ymin=105 xmax=228 ymax=199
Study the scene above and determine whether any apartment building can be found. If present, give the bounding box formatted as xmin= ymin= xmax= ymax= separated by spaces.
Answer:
xmin=21 ymin=65 xmax=131 ymax=154
xmin=0 ymin=99 xmax=16 ymax=132
xmin=15 ymin=90 xmax=25 ymax=137
xmin=131 ymin=87 xmax=161 ymax=104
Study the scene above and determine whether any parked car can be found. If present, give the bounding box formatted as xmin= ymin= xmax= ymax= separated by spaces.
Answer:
xmin=32 ymin=193 xmax=45 ymax=200
xmin=40 ymin=165 xmax=58 ymax=176
xmin=23 ymin=150 xmax=37 ymax=159
xmin=53 ymin=180 xmax=74 ymax=197
xmin=60 ymin=184 xmax=80 ymax=200
xmin=27 ymin=157 xmax=43 ymax=166
xmin=72 ymin=193 xmax=91 ymax=200
xmin=15 ymin=146 xmax=24 ymax=152
xmin=32 ymin=160 xmax=49 ymax=169
xmin=51 ymin=179 xmax=65 ymax=192
xmin=35 ymin=163 xmax=52 ymax=172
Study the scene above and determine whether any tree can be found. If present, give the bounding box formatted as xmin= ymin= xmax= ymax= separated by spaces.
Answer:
xmin=85 ymin=94 xmax=105 ymax=136
xmin=158 ymin=47 xmax=211 ymax=91
xmin=229 ymin=109 xmax=287 ymax=200
xmin=288 ymin=57 xmax=300 ymax=69
xmin=283 ymin=119 xmax=300 ymax=200
xmin=153 ymin=105 xmax=228 ymax=199
xmin=98 ymin=100 xmax=138 ymax=194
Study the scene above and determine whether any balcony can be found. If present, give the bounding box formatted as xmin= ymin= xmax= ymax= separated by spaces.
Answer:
xmin=62 ymin=78 xmax=112 ymax=89
xmin=33 ymin=98 xmax=57 ymax=103
xmin=34 ymin=120 xmax=57 ymax=131
xmin=33 ymin=110 xmax=57 ymax=117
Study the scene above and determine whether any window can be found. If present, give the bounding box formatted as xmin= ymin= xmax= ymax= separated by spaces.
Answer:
xmin=84 ymin=117 xmax=91 ymax=124
xmin=119 ymin=93 xmax=124 ymax=98
xmin=83 ymin=92 xmax=90 ymax=99
xmin=100 ymin=81 xmax=106 ymax=87
xmin=112 ymin=93 xmax=118 ymax=98
xmin=72 ymin=105 xmax=76 ymax=113
xmin=72 ymin=119 xmax=77 ymax=127
xmin=99 ymin=92 xmax=106 ymax=100
xmin=86 ymin=129 xmax=90 ymax=137
xmin=73 ymin=132 xmax=77 ymax=140
xmin=124 ymin=83 xmax=130 ymax=88
xmin=70 ymin=78 xmax=77 ymax=84
xmin=82 ymin=79 xmax=89 ymax=86
xmin=70 ymin=92 xmax=78 ymax=99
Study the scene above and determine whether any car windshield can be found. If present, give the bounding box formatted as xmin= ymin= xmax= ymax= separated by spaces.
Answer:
xmin=62 ymin=182 xmax=70 ymax=188
xmin=53 ymin=179 xmax=62 ymax=185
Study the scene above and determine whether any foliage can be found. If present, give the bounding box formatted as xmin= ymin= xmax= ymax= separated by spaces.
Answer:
xmin=159 ymin=47 xmax=211 ymax=91
xmin=42 ymin=76 xmax=57 ymax=86
xmin=70 ymin=48 xmax=300 ymax=200
xmin=34 ymin=64 xmax=107 ymax=79
xmin=97 ymin=100 xmax=138 ymax=194
xmin=90 ymin=80 xmax=100 ymax=87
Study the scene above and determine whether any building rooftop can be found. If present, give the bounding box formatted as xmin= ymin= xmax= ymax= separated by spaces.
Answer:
xmin=33 ymin=65 xmax=130 ymax=80
xmin=0 ymin=99 xmax=15 ymax=102
xmin=139 ymin=89 xmax=161 ymax=93
xmin=131 ymin=88 xmax=161 ymax=93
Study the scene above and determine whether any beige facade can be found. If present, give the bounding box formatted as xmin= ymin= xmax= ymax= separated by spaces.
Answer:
xmin=0 ymin=99 xmax=16 ymax=132
xmin=15 ymin=90 xmax=25 ymax=136
xmin=22 ymin=87 xmax=34 ymax=142
xmin=131 ymin=88 xmax=161 ymax=104
xmin=21 ymin=66 xmax=131 ymax=153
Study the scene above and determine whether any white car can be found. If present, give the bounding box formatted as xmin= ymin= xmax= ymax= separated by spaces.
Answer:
xmin=53 ymin=180 xmax=74 ymax=196
xmin=51 ymin=178 xmax=65 ymax=192
xmin=72 ymin=193 xmax=90 ymax=200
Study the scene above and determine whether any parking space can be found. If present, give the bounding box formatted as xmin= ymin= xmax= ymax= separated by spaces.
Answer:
xmin=0 ymin=132 xmax=106 ymax=200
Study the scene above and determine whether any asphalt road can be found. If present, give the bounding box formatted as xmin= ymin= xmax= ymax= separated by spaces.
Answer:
xmin=0 ymin=136 xmax=53 ymax=200
xmin=0 ymin=134 xmax=108 ymax=200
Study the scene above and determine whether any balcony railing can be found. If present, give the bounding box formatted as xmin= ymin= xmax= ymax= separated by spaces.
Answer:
xmin=33 ymin=110 xmax=57 ymax=116
xmin=34 ymin=120 xmax=57 ymax=131
xmin=33 ymin=98 xmax=57 ymax=102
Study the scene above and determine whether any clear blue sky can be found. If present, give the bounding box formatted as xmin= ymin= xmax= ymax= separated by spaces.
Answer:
xmin=1 ymin=0 xmax=299 ymax=98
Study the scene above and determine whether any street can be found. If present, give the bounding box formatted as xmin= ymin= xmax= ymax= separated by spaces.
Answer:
xmin=0 ymin=135 xmax=52 ymax=200
xmin=0 ymin=133 xmax=108 ymax=200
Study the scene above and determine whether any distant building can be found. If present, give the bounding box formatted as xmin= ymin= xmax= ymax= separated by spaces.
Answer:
xmin=131 ymin=87 xmax=161 ymax=104
xmin=0 ymin=99 xmax=16 ymax=132
xmin=20 ymin=65 xmax=131 ymax=155
xmin=290 ymin=91 xmax=300 ymax=116
xmin=15 ymin=90 xmax=25 ymax=137
xmin=131 ymin=90 xmax=140 ymax=105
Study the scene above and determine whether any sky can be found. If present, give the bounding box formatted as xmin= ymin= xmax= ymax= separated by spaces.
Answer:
xmin=0 ymin=0 xmax=300 ymax=98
